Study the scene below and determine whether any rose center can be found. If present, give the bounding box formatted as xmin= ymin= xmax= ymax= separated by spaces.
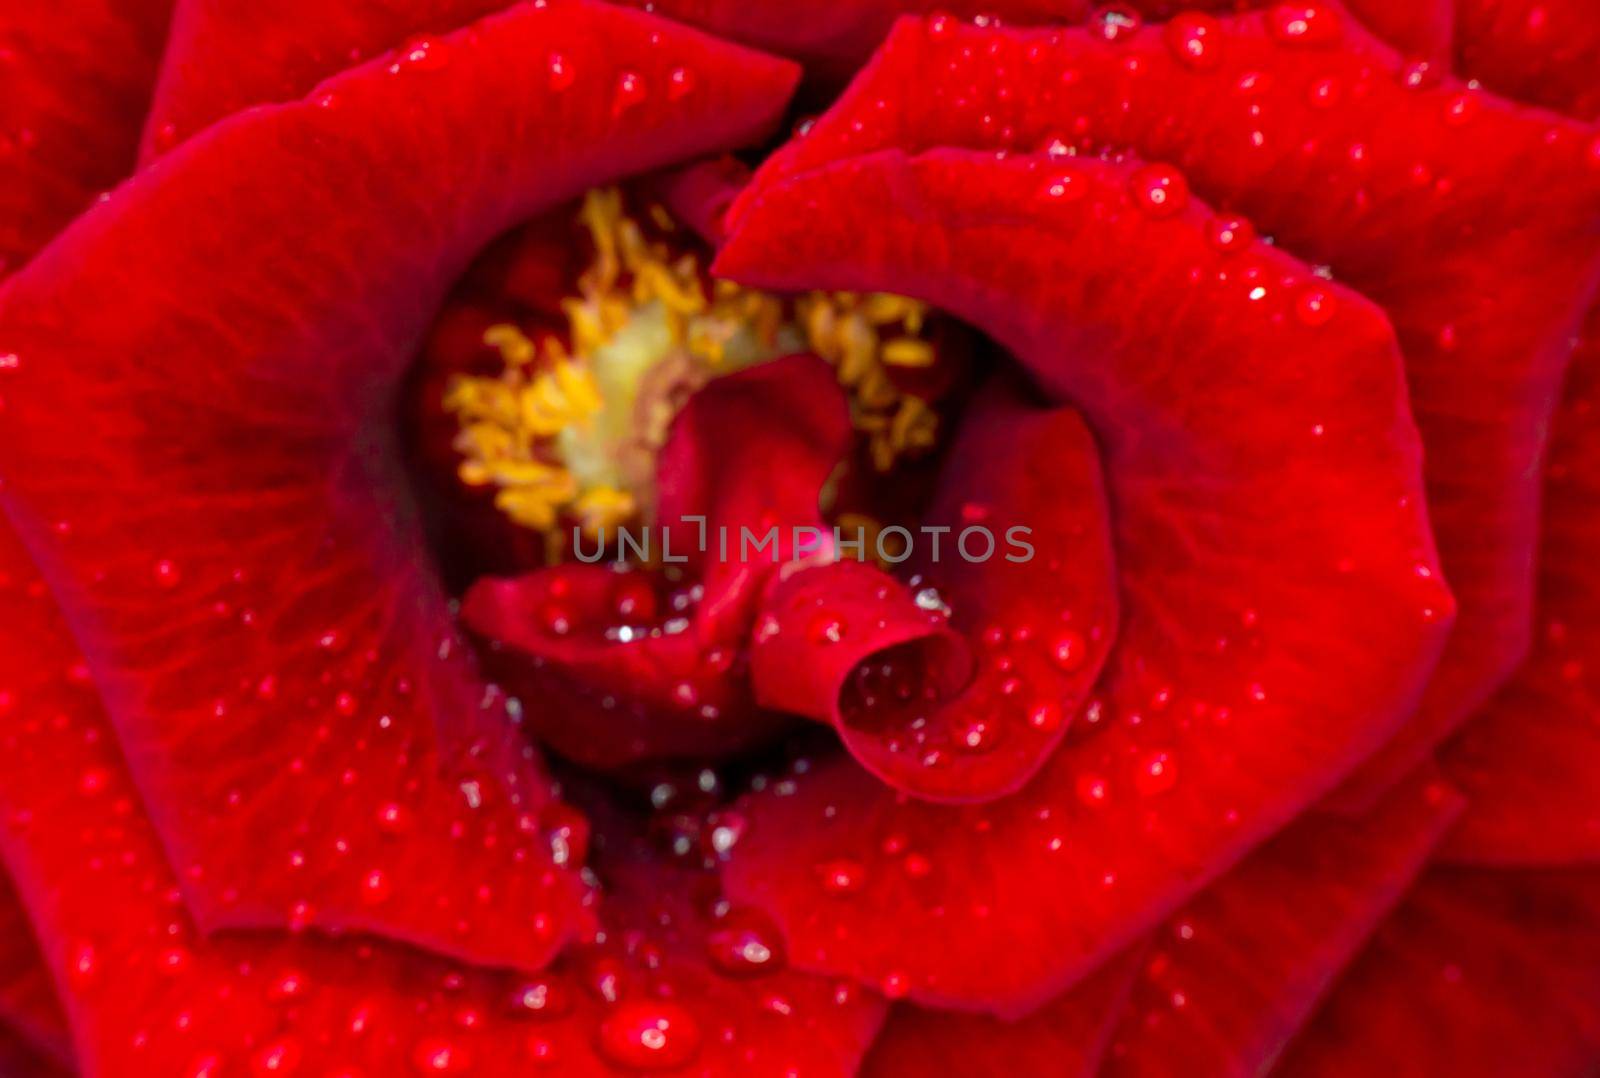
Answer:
xmin=443 ymin=187 xmax=943 ymax=549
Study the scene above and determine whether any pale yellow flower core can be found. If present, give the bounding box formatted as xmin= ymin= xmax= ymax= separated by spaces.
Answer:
xmin=444 ymin=187 xmax=939 ymax=538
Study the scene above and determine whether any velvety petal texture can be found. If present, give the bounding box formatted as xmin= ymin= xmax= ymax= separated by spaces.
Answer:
xmin=1409 ymin=0 xmax=1600 ymax=867
xmin=1103 ymin=768 xmax=1462 ymax=1075
xmin=1281 ymin=867 xmax=1600 ymax=1075
xmin=712 ymin=15 xmax=1454 ymax=1013
xmin=0 ymin=517 xmax=889 ymax=1074
xmin=861 ymin=951 xmax=1143 ymax=1078
xmin=0 ymin=0 xmax=172 ymax=277
xmin=0 ymin=876 xmax=67 ymax=1069
xmin=0 ymin=0 xmax=799 ymax=970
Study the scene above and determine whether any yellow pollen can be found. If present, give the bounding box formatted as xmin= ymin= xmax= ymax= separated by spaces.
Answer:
xmin=445 ymin=188 xmax=942 ymax=542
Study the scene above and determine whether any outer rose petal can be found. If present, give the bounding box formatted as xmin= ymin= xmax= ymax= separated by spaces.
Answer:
xmin=729 ymin=10 xmax=1600 ymax=809
xmin=142 ymin=0 xmax=1453 ymax=159
xmin=0 ymin=520 xmax=888 ymax=1075
xmin=1278 ymin=866 xmax=1600 ymax=1075
xmin=862 ymin=951 xmax=1144 ymax=1078
xmin=1440 ymin=303 xmax=1600 ymax=861
xmin=0 ymin=0 xmax=799 ymax=969
xmin=1103 ymin=768 xmax=1463 ymax=1076
xmin=462 ymin=355 xmax=851 ymax=769
xmin=0 ymin=0 xmax=173 ymax=275
xmin=143 ymin=0 xmax=509 ymax=157
xmin=1435 ymin=0 xmax=1600 ymax=864
xmin=714 ymin=126 xmax=1450 ymax=1012
xmin=750 ymin=380 xmax=1117 ymax=802
xmin=1454 ymin=0 xmax=1600 ymax=121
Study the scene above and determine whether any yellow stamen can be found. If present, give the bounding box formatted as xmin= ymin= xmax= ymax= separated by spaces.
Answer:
xmin=444 ymin=188 xmax=944 ymax=544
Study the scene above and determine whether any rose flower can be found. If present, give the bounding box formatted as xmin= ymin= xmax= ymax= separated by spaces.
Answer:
xmin=0 ymin=0 xmax=1597 ymax=1074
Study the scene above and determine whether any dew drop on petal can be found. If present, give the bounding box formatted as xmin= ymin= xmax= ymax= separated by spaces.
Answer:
xmin=706 ymin=911 xmax=786 ymax=977
xmin=1266 ymin=3 xmax=1342 ymax=47
xmin=597 ymin=1001 xmax=702 ymax=1071
xmin=1164 ymin=12 xmax=1222 ymax=70
xmin=1130 ymin=164 xmax=1189 ymax=218
xmin=1135 ymin=751 xmax=1178 ymax=795
xmin=508 ymin=978 xmax=574 ymax=1020
xmin=546 ymin=52 xmax=575 ymax=92
xmin=1089 ymin=4 xmax=1142 ymax=42
xmin=818 ymin=858 xmax=865 ymax=895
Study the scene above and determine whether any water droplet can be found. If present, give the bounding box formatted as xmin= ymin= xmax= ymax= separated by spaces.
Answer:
xmin=1208 ymin=215 xmax=1256 ymax=254
xmin=547 ymin=53 xmax=575 ymax=92
xmin=250 ymin=1038 xmax=302 ymax=1075
xmin=1075 ymin=773 xmax=1109 ymax=807
xmin=954 ymin=716 xmax=1002 ymax=753
xmin=1089 ymin=4 xmax=1142 ymax=43
xmin=807 ymin=613 xmax=846 ymax=645
xmin=1051 ymin=631 xmax=1087 ymax=670
xmin=1295 ymin=286 xmax=1337 ymax=326
xmin=707 ymin=911 xmax=786 ymax=977
xmin=613 ymin=71 xmax=648 ymax=115
xmin=597 ymin=1002 xmax=702 ymax=1071
xmin=818 ymin=859 xmax=865 ymax=894
xmin=509 ymin=977 xmax=574 ymax=1020
xmin=153 ymin=559 xmax=181 ymax=588
xmin=1164 ymin=13 xmax=1221 ymax=70
xmin=1027 ymin=701 xmax=1064 ymax=732
xmin=411 ymin=1038 xmax=471 ymax=1073
xmin=1130 ymin=164 xmax=1189 ymax=218
xmin=667 ymin=66 xmax=696 ymax=101
xmin=1135 ymin=751 xmax=1178 ymax=795
xmin=360 ymin=868 xmax=391 ymax=904
xmin=1267 ymin=4 xmax=1342 ymax=47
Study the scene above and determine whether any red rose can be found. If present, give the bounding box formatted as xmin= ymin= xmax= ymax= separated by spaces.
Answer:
xmin=0 ymin=1 xmax=1595 ymax=1074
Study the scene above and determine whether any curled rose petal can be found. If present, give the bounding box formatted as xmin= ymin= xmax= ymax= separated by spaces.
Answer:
xmin=1279 ymin=866 xmax=1600 ymax=1075
xmin=713 ymin=96 xmax=1451 ymax=1013
xmin=462 ymin=354 xmax=851 ymax=768
xmin=0 ymin=0 xmax=800 ymax=968
xmin=730 ymin=9 xmax=1600 ymax=809
xmin=751 ymin=379 xmax=1117 ymax=802
xmin=0 ymin=519 xmax=889 ymax=1074
xmin=1103 ymin=767 xmax=1463 ymax=1075
xmin=863 ymin=950 xmax=1144 ymax=1078
xmin=0 ymin=0 xmax=172 ymax=275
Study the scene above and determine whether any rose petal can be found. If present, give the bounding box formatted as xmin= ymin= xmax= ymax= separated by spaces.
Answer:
xmin=0 ymin=1026 xmax=64 ymax=1078
xmin=1440 ymin=305 xmax=1600 ymax=862
xmin=713 ymin=79 xmax=1451 ymax=1014
xmin=143 ymin=0 xmax=1454 ymax=167
xmin=726 ymin=9 xmax=1600 ymax=808
xmin=0 ymin=0 xmax=799 ymax=968
xmin=862 ymin=950 xmax=1143 ymax=1078
xmin=1278 ymin=866 xmax=1600 ymax=1075
xmin=1103 ymin=767 xmax=1463 ymax=1075
xmin=1455 ymin=0 xmax=1600 ymax=120
xmin=0 ymin=0 xmax=172 ymax=275
xmin=750 ymin=378 xmax=1117 ymax=802
xmin=0 ymin=874 xmax=67 ymax=1069
xmin=143 ymin=0 xmax=509 ymax=156
xmin=462 ymin=354 xmax=851 ymax=769
xmin=0 ymin=517 xmax=888 ymax=1073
